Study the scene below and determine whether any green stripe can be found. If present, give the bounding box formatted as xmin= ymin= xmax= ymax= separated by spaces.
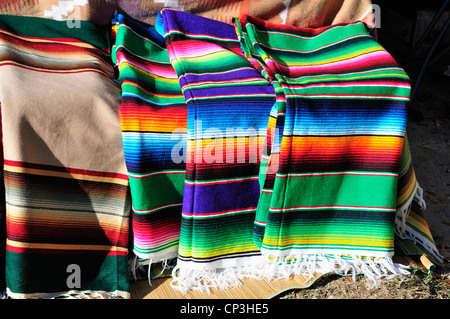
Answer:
xmin=271 ymin=174 xmax=398 ymax=209
xmin=0 ymin=14 xmax=111 ymax=50
xmin=112 ymin=25 xmax=169 ymax=63
xmin=129 ymin=172 xmax=185 ymax=212
xmin=262 ymin=38 xmax=378 ymax=64
xmin=285 ymin=85 xmax=411 ymax=97
xmin=122 ymin=81 xmax=184 ymax=104
xmin=134 ymin=241 xmax=179 ymax=254
xmin=247 ymin=21 xmax=369 ymax=52
xmin=275 ymin=221 xmax=394 ymax=237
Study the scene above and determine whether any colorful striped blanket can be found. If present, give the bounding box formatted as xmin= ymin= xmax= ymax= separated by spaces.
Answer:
xmin=235 ymin=14 xmax=411 ymax=281
xmin=111 ymin=14 xmax=186 ymax=276
xmin=161 ymin=10 xmax=278 ymax=292
xmin=0 ymin=9 xmax=443 ymax=298
xmin=112 ymin=9 xmax=443 ymax=293
xmin=0 ymin=15 xmax=130 ymax=298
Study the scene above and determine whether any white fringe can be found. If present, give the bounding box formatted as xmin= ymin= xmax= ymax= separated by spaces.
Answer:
xmin=5 ymin=288 xmax=129 ymax=299
xmin=130 ymin=255 xmax=176 ymax=287
xmin=170 ymin=264 xmax=263 ymax=294
xmin=257 ymin=254 xmax=410 ymax=286
xmin=170 ymin=254 xmax=411 ymax=294
xmin=395 ymin=183 xmax=426 ymax=237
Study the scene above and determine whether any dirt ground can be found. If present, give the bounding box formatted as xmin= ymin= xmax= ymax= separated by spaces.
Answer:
xmin=409 ymin=68 xmax=450 ymax=267
xmin=279 ymin=49 xmax=450 ymax=300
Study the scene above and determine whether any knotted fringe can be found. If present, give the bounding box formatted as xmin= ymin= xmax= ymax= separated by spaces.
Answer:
xmin=258 ymin=254 xmax=410 ymax=285
xmin=170 ymin=264 xmax=264 ymax=294
xmin=395 ymin=182 xmax=444 ymax=264
xmin=130 ymin=255 xmax=176 ymax=287
xmin=170 ymin=254 xmax=410 ymax=294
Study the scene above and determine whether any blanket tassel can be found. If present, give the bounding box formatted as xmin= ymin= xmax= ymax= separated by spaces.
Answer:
xmin=169 ymin=254 xmax=410 ymax=294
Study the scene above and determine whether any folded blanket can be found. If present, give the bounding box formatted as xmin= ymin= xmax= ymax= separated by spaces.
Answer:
xmin=395 ymin=134 xmax=443 ymax=265
xmin=158 ymin=9 xmax=278 ymax=292
xmin=0 ymin=9 xmax=440 ymax=298
xmin=156 ymin=10 xmax=442 ymax=292
xmin=234 ymin=14 xmax=412 ymax=280
xmin=0 ymin=15 xmax=130 ymax=298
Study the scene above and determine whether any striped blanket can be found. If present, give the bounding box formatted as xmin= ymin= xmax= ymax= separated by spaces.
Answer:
xmin=112 ymin=9 xmax=442 ymax=293
xmin=0 ymin=15 xmax=130 ymax=298
xmin=0 ymin=9 xmax=443 ymax=298
xmin=172 ymin=10 xmax=412 ymax=291
xmin=111 ymin=14 xmax=186 ymax=274
xmin=235 ymin=14 xmax=413 ymax=280
xmin=161 ymin=10 xmax=278 ymax=291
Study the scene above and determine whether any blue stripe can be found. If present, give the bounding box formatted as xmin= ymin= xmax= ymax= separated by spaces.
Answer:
xmin=284 ymin=100 xmax=407 ymax=136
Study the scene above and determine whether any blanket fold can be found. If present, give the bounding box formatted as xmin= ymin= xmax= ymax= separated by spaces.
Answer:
xmin=395 ymin=134 xmax=443 ymax=265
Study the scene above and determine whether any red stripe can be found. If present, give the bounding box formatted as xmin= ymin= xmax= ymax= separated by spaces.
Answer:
xmin=6 ymin=244 xmax=127 ymax=256
xmin=270 ymin=205 xmax=395 ymax=212
xmin=4 ymin=159 xmax=129 ymax=180
xmin=0 ymin=29 xmax=109 ymax=56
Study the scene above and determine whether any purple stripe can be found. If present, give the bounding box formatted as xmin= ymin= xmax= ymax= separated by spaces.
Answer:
xmin=182 ymin=179 xmax=260 ymax=215
xmin=162 ymin=9 xmax=238 ymax=41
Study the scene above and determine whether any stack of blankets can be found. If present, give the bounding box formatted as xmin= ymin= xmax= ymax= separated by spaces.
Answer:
xmin=0 ymin=9 xmax=442 ymax=298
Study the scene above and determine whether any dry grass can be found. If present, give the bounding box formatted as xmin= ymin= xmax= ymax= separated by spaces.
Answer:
xmin=278 ymin=267 xmax=450 ymax=299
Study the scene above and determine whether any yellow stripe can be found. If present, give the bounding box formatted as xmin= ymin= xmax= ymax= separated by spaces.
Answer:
xmin=406 ymin=210 xmax=433 ymax=239
xmin=263 ymin=235 xmax=393 ymax=247
xmin=287 ymin=72 xmax=410 ymax=85
xmin=184 ymin=245 xmax=258 ymax=258
xmin=4 ymin=164 xmax=129 ymax=186
xmin=396 ymin=175 xmax=416 ymax=206
xmin=7 ymin=239 xmax=127 ymax=252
